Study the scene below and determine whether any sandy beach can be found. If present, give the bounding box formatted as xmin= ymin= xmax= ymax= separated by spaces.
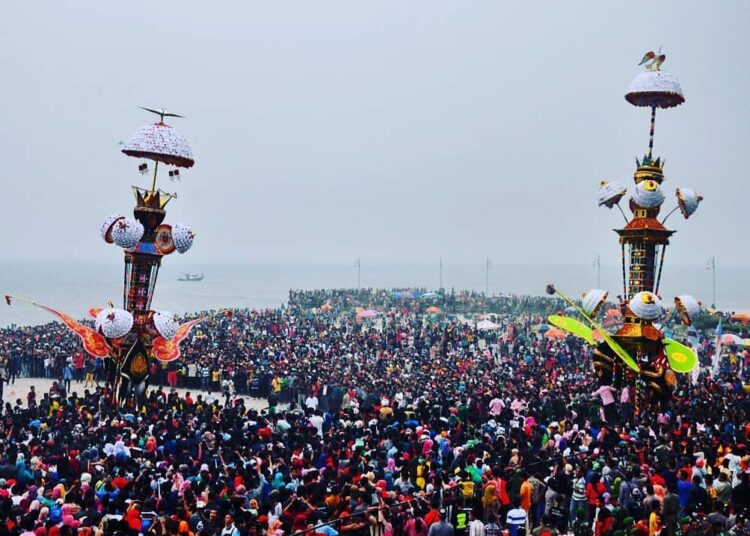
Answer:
xmin=2 ymin=376 xmax=271 ymax=412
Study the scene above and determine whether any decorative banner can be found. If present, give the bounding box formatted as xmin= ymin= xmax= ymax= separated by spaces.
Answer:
xmin=5 ymin=295 xmax=111 ymax=358
xmin=152 ymin=317 xmax=203 ymax=361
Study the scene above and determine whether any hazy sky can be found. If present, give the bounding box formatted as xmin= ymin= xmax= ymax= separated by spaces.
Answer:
xmin=1 ymin=1 xmax=748 ymax=268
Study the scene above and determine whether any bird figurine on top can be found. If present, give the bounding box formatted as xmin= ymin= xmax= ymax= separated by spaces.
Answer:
xmin=638 ymin=47 xmax=666 ymax=71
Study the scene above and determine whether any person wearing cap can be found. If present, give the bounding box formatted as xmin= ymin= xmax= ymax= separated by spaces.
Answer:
xmin=429 ymin=508 xmax=454 ymax=536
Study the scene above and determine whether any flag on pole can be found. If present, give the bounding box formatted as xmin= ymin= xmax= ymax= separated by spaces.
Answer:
xmin=691 ymin=362 xmax=700 ymax=385
xmin=712 ymin=318 xmax=723 ymax=377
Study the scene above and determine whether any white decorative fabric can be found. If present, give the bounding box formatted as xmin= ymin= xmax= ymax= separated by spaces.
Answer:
xmin=122 ymin=122 xmax=195 ymax=168
xmin=676 ymin=188 xmax=702 ymax=219
xmin=674 ymin=295 xmax=701 ymax=325
xmin=625 ymin=71 xmax=684 ymax=108
xmin=632 ymin=180 xmax=665 ymax=208
xmin=153 ymin=310 xmax=179 ymax=340
xmin=99 ymin=214 xmax=124 ymax=243
xmin=95 ymin=308 xmax=134 ymax=339
xmin=582 ymin=289 xmax=608 ymax=317
xmin=598 ymin=181 xmax=627 ymax=207
xmin=172 ymin=223 xmax=194 ymax=254
xmin=111 ymin=218 xmax=145 ymax=249
xmin=629 ymin=291 xmax=663 ymax=320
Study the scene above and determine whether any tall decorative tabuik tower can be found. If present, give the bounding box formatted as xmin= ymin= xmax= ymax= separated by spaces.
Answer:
xmin=6 ymin=108 xmax=202 ymax=404
xmin=546 ymin=52 xmax=703 ymax=413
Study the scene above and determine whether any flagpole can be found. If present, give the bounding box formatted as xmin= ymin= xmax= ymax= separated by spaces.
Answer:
xmin=485 ymin=258 xmax=490 ymax=296
xmin=356 ymin=258 xmax=361 ymax=290
xmin=439 ymin=257 xmax=443 ymax=290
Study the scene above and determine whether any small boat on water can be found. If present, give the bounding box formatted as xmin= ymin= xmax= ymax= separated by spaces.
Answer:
xmin=178 ymin=272 xmax=204 ymax=282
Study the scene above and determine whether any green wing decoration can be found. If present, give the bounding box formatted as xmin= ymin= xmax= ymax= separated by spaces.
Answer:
xmin=664 ymin=337 xmax=699 ymax=373
xmin=548 ymin=315 xmax=596 ymax=345
xmin=545 ymin=285 xmax=640 ymax=373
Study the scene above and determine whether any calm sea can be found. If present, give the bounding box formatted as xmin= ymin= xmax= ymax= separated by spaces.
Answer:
xmin=0 ymin=260 xmax=745 ymax=327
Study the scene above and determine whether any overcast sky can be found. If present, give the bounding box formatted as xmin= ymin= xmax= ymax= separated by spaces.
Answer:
xmin=1 ymin=1 xmax=748 ymax=268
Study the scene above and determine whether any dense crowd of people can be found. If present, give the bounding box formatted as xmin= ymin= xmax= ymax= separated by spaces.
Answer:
xmin=287 ymin=289 xmax=567 ymax=316
xmin=0 ymin=289 xmax=749 ymax=536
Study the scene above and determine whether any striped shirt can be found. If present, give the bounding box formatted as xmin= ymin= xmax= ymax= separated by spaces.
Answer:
xmin=506 ymin=508 xmax=527 ymax=526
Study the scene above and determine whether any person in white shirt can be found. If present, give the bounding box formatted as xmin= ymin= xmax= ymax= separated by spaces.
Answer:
xmin=469 ymin=509 xmax=485 ymax=536
xmin=309 ymin=411 xmax=324 ymax=437
xmin=220 ymin=514 xmax=240 ymax=536
xmin=305 ymin=394 xmax=319 ymax=411
xmin=187 ymin=362 xmax=198 ymax=387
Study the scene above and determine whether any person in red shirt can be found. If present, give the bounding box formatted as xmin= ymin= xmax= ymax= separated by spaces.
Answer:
xmin=423 ymin=500 xmax=441 ymax=527
xmin=123 ymin=502 xmax=142 ymax=533
xmin=112 ymin=470 xmax=130 ymax=490
xmin=585 ymin=474 xmax=607 ymax=520
xmin=649 ymin=467 xmax=666 ymax=488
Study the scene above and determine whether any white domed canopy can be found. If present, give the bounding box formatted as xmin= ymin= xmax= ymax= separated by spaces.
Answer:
xmin=675 ymin=295 xmax=701 ymax=325
xmin=582 ymin=289 xmax=608 ymax=317
xmin=632 ymin=180 xmax=665 ymax=208
xmin=676 ymin=188 xmax=702 ymax=219
xmin=625 ymin=71 xmax=684 ymax=108
xmin=629 ymin=292 xmax=663 ymax=320
xmin=122 ymin=122 xmax=195 ymax=168
xmin=598 ymin=181 xmax=627 ymax=208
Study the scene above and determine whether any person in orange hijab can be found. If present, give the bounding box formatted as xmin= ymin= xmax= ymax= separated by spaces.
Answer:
xmin=178 ymin=519 xmax=195 ymax=536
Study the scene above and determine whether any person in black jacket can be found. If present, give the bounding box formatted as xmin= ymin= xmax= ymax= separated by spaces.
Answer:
xmin=685 ymin=475 xmax=708 ymax=515
xmin=732 ymin=472 xmax=750 ymax=514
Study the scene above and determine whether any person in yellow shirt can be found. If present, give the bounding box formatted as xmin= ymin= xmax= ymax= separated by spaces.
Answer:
xmin=648 ymin=503 xmax=662 ymax=536
xmin=379 ymin=401 xmax=394 ymax=421
xmin=461 ymin=471 xmax=476 ymax=500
